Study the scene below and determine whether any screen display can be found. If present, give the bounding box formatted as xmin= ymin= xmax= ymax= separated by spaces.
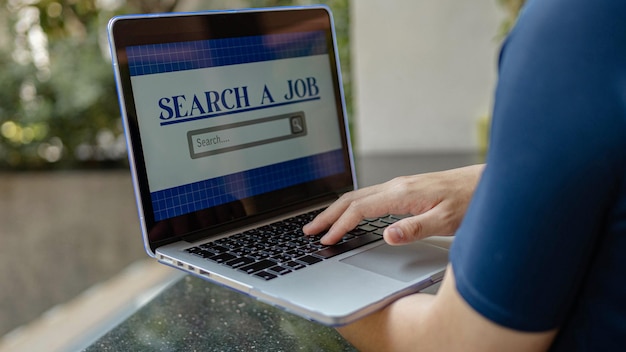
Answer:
xmin=128 ymin=32 xmax=344 ymax=221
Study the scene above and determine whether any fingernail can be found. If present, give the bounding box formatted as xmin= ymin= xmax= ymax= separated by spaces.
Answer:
xmin=388 ymin=227 xmax=405 ymax=242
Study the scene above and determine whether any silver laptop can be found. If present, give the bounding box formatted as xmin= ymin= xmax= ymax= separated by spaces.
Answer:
xmin=108 ymin=5 xmax=448 ymax=326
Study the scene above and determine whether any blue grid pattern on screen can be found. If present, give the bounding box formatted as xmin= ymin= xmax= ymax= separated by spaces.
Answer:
xmin=126 ymin=31 xmax=328 ymax=77
xmin=150 ymin=149 xmax=345 ymax=221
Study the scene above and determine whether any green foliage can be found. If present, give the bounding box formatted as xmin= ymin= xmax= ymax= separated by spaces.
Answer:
xmin=0 ymin=1 xmax=138 ymax=170
xmin=0 ymin=0 xmax=351 ymax=170
xmin=496 ymin=0 xmax=526 ymax=37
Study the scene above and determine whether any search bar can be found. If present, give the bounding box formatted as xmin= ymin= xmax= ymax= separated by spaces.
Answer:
xmin=187 ymin=112 xmax=307 ymax=159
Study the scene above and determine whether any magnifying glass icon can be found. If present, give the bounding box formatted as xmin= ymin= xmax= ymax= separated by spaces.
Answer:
xmin=291 ymin=116 xmax=304 ymax=134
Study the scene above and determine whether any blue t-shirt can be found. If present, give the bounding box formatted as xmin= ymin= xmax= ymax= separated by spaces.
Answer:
xmin=450 ymin=0 xmax=626 ymax=350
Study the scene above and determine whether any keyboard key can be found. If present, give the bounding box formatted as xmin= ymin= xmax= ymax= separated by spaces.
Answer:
xmin=198 ymin=250 xmax=217 ymax=259
xmin=224 ymin=256 xmax=255 ymax=269
xmin=283 ymin=261 xmax=306 ymax=271
xmin=368 ymin=220 xmax=388 ymax=228
xmin=358 ymin=224 xmax=378 ymax=232
xmin=390 ymin=214 xmax=410 ymax=221
xmin=209 ymin=252 xmax=237 ymax=263
xmin=348 ymin=228 xmax=367 ymax=236
xmin=239 ymin=259 xmax=276 ymax=274
xmin=185 ymin=247 xmax=205 ymax=256
xmin=268 ymin=265 xmax=292 ymax=276
xmin=254 ymin=271 xmax=277 ymax=281
xmin=380 ymin=217 xmax=398 ymax=225
xmin=297 ymin=255 xmax=323 ymax=265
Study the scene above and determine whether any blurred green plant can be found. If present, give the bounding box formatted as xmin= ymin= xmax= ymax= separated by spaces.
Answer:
xmin=0 ymin=0 xmax=351 ymax=170
xmin=478 ymin=0 xmax=526 ymax=159
xmin=496 ymin=0 xmax=526 ymax=37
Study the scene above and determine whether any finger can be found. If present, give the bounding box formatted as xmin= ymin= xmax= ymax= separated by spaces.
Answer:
xmin=320 ymin=208 xmax=366 ymax=245
xmin=383 ymin=208 xmax=455 ymax=245
xmin=302 ymin=207 xmax=340 ymax=236
xmin=302 ymin=201 xmax=364 ymax=245
xmin=303 ymin=185 xmax=382 ymax=236
xmin=320 ymin=192 xmax=397 ymax=244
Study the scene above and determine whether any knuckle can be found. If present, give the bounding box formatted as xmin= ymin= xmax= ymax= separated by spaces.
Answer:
xmin=388 ymin=175 xmax=408 ymax=188
xmin=388 ymin=176 xmax=414 ymax=194
xmin=347 ymin=198 xmax=366 ymax=213
xmin=337 ymin=191 xmax=354 ymax=204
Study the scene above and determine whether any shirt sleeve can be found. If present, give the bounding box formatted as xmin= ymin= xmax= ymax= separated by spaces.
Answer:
xmin=449 ymin=0 xmax=626 ymax=332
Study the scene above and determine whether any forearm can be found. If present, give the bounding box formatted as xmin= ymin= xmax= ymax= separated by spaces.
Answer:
xmin=338 ymin=291 xmax=436 ymax=352
xmin=336 ymin=264 xmax=556 ymax=352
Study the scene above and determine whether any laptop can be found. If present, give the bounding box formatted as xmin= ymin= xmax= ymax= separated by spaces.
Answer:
xmin=107 ymin=5 xmax=448 ymax=326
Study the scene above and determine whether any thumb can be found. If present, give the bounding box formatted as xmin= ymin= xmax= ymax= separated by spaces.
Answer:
xmin=383 ymin=215 xmax=432 ymax=245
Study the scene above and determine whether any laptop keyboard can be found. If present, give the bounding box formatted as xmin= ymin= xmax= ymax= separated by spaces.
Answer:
xmin=185 ymin=209 xmax=407 ymax=281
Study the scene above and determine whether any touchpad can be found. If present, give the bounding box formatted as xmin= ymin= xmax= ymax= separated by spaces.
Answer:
xmin=340 ymin=241 xmax=449 ymax=282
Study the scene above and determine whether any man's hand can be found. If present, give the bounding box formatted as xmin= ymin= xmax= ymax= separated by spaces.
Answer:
xmin=303 ymin=164 xmax=484 ymax=245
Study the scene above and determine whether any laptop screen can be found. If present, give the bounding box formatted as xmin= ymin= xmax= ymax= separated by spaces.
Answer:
xmin=110 ymin=8 xmax=354 ymax=248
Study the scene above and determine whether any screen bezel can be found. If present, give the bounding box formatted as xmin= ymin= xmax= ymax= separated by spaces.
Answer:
xmin=109 ymin=7 xmax=355 ymax=253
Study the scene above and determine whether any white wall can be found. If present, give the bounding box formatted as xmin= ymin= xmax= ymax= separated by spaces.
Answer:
xmin=351 ymin=1 xmax=504 ymax=154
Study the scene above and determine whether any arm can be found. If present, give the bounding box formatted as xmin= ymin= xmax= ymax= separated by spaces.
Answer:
xmin=303 ymin=164 xmax=484 ymax=245
xmin=338 ymin=264 xmax=557 ymax=352
xmin=300 ymin=164 xmax=558 ymax=350
xmin=301 ymin=164 xmax=560 ymax=350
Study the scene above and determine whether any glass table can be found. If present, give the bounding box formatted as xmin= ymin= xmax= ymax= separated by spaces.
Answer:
xmin=86 ymin=273 xmax=357 ymax=351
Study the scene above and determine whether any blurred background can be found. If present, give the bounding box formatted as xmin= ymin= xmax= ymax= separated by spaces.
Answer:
xmin=0 ymin=0 xmax=522 ymax=350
